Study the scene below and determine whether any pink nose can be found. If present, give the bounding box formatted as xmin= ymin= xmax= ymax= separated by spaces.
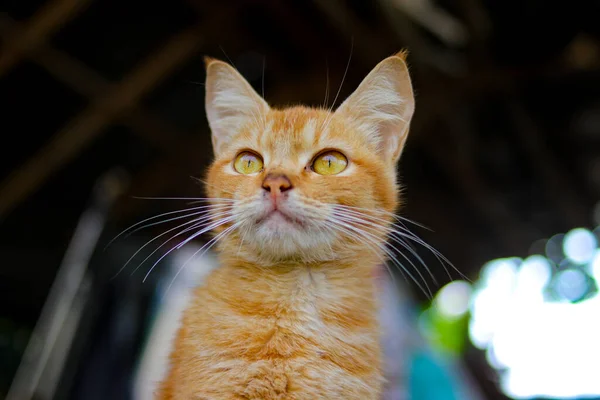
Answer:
xmin=262 ymin=174 xmax=293 ymax=196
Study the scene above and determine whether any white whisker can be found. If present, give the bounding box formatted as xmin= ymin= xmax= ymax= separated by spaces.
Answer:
xmin=335 ymin=203 xmax=432 ymax=230
xmin=190 ymin=177 xmax=239 ymax=197
xmin=328 ymin=216 xmax=432 ymax=298
xmin=236 ymin=225 xmax=249 ymax=257
xmin=320 ymin=38 xmax=354 ymax=132
xmin=131 ymin=196 xmax=235 ymax=202
xmin=112 ymin=218 xmax=204 ymax=280
xmin=333 ymin=208 xmax=438 ymax=284
xmin=333 ymin=205 xmax=461 ymax=280
xmin=323 ymin=220 xmax=399 ymax=288
xmin=164 ymin=221 xmax=243 ymax=295
xmin=127 ymin=210 xmax=233 ymax=278
xmin=322 ymin=58 xmax=330 ymax=109
xmin=105 ymin=203 xmax=231 ymax=249
xmin=142 ymin=215 xmax=237 ymax=283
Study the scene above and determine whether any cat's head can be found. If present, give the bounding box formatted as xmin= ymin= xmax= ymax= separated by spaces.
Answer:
xmin=204 ymin=52 xmax=415 ymax=264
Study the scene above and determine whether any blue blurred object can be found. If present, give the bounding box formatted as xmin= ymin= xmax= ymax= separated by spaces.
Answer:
xmin=409 ymin=350 xmax=461 ymax=400
xmin=378 ymin=272 xmax=483 ymax=400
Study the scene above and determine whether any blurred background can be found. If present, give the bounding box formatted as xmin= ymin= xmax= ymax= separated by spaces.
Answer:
xmin=1 ymin=0 xmax=600 ymax=399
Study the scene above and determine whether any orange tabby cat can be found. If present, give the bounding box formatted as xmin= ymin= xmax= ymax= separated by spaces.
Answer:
xmin=158 ymin=51 xmax=415 ymax=399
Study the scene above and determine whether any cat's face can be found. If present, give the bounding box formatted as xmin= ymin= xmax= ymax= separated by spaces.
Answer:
xmin=204 ymin=53 xmax=415 ymax=264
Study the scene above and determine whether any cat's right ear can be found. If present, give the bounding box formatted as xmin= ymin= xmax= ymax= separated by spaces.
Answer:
xmin=204 ymin=57 xmax=269 ymax=156
xmin=335 ymin=51 xmax=415 ymax=164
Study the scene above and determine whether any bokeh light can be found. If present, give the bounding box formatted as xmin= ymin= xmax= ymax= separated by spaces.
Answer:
xmin=435 ymin=281 xmax=472 ymax=319
xmin=468 ymin=226 xmax=600 ymax=399
xmin=545 ymin=234 xmax=565 ymax=264
xmin=419 ymin=280 xmax=473 ymax=357
xmin=516 ymin=255 xmax=552 ymax=291
xmin=563 ymin=228 xmax=597 ymax=264
xmin=481 ymin=258 xmax=519 ymax=290
xmin=554 ymin=268 xmax=590 ymax=302
xmin=591 ymin=250 xmax=600 ymax=281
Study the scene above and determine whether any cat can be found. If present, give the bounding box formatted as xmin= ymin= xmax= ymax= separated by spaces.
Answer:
xmin=158 ymin=50 xmax=415 ymax=399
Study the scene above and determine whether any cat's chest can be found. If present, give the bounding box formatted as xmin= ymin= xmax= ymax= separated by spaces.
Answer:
xmin=284 ymin=270 xmax=328 ymax=331
xmin=182 ymin=269 xmax=382 ymax=399
xmin=209 ymin=269 xmax=376 ymax=360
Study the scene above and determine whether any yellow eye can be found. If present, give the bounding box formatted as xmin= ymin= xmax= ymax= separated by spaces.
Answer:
xmin=312 ymin=151 xmax=348 ymax=175
xmin=234 ymin=151 xmax=264 ymax=174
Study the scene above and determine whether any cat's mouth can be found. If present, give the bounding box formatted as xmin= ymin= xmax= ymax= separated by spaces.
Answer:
xmin=255 ymin=209 xmax=306 ymax=228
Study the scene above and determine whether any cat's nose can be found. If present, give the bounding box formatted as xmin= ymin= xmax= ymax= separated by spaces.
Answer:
xmin=262 ymin=173 xmax=293 ymax=195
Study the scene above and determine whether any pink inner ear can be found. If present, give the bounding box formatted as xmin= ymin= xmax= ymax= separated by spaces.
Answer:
xmin=382 ymin=121 xmax=411 ymax=163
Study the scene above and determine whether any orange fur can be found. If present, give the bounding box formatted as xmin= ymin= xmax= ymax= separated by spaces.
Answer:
xmin=158 ymin=52 xmax=415 ymax=399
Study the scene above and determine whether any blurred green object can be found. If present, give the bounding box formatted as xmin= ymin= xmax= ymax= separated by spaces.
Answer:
xmin=420 ymin=306 xmax=469 ymax=357
xmin=407 ymin=279 xmax=478 ymax=399
xmin=419 ymin=280 xmax=472 ymax=357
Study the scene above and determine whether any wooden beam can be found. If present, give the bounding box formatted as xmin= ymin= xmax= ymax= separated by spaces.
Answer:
xmin=0 ymin=0 xmax=91 ymax=75
xmin=0 ymin=27 xmax=202 ymax=220
xmin=0 ymin=15 xmax=105 ymax=95
xmin=0 ymin=16 xmax=337 ymax=227
xmin=0 ymin=15 xmax=211 ymax=165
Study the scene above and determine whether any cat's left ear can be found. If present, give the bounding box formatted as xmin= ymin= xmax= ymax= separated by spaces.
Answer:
xmin=335 ymin=51 xmax=415 ymax=163
xmin=205 ymin=57 xmax=270 ymax=156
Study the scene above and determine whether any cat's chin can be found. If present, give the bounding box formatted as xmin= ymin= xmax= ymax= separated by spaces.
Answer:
xmin=254 ymin=211 xmax=310 ymax=251
xmin=238 ymin=213 xmax=335 ymax=262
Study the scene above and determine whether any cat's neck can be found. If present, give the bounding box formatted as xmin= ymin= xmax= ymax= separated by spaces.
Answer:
xmin=204 ymin=256 xmax=382 ymax=317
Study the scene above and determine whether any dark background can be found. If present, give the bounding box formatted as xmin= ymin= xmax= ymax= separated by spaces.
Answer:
xmin=1 ymin=0 xmax=600 ymax=399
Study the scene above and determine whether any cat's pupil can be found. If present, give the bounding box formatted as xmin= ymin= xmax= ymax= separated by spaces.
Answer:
xmin=247 ymin=160 xmax=251 ymax=168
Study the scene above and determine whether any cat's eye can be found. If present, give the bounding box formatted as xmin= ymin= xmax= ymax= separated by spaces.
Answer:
xmin=311 ymin=150 xmax=348 ymax=175
xmin=234 ymin=151 xmax=264 ymax=174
